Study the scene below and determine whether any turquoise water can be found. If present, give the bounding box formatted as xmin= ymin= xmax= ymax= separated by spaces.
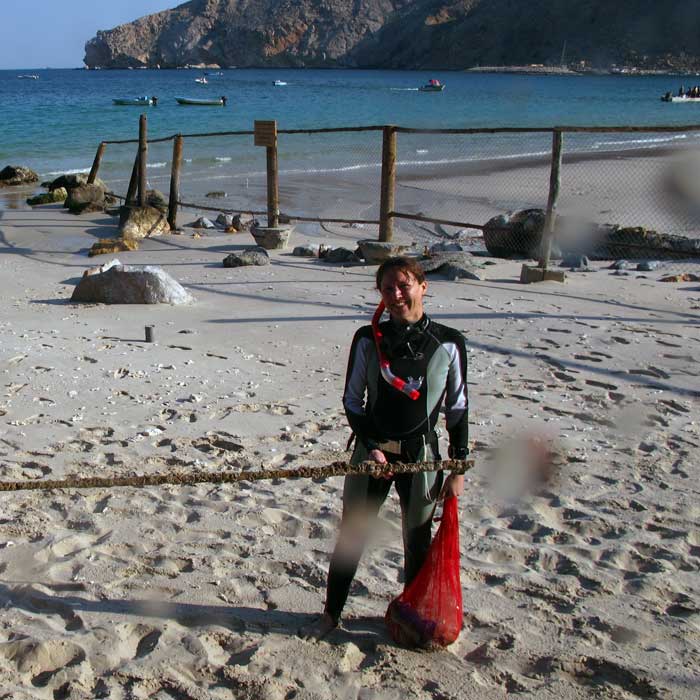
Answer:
xmin=2 ymin=68 xmax=700 ymax=209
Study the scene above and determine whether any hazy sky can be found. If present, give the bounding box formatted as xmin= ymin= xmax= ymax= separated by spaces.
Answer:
xmin=0 ymin=1 xmax=177 ymax=69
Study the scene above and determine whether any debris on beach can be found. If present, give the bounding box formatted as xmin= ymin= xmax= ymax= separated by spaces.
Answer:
xmin=71 ymin=264 xmax=195 ymax=304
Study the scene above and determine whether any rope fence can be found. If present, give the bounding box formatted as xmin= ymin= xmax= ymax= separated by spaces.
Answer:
xmin=0 ymin=459 xmax=473 ymax=494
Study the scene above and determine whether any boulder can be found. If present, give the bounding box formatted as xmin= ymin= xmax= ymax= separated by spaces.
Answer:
xmin=27 ymin=187 xmax=68 ymax=205
xmin=119 ymin=205 xmax=169 ymax=239
xmin=48 ymin=173 xmax=106 ymax=192
xmin=192 ymin=217 xmax=216 ymax=229
xmin=0 ymin=165 xmax=39 ymax=187
xmin=71 ymin=265 xmax=195 ymax=304
xmin=483 ymin=209 xmax=546 ymax=258
xmin=144 ymin=189 xmax=168 ymax=213
xmin=325 ymin=247 xmax=360 ymax=263
xmin=216 ymin=213 xmax=234 ymax=228
xmin=438 ymin=263 xmax=483 ymax=281
xmin=232 ymin=213 xmax=256 ymax=232
xmin=292 ymin=245 xmax=318 ymax=257
xmin=591 ymin=227 xmax=700 ymax=260
xmin=419 ymin=251 xmax=474 ymax=273
xmin=65 ymin=183 xmax=107 ymax=214
xmin=357 ymin=239 xmax=410 ymax=264
xmin=223 ymin=247 xmax=270 ymax=267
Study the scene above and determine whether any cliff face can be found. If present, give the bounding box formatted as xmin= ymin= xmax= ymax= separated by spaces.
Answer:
xmin=84 ymin=0 xmax=700 ymax=70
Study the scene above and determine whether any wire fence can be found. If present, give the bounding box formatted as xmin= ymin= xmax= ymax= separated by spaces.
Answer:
xmin=92 ymin=120 xmax=700 ymax=274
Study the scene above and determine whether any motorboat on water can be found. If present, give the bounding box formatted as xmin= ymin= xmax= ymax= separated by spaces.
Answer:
xmin=273 ymin=80 xmax=287 ymax=86
xmin=204 ymin=71 xmax=224 ymax=76
xmin=113 ymin=96 xmax=155 ymax=106
xmin=661 ymin=92 xmax=700 ymax=102
xmin=195 ymin=76 xmax=208 ymax=84
xmin=17 ymin=74 xmax=39 ymax=80
xmin=419 ymin=78 xmax=445 ymax=92
xmin=176 ymin=96 xmax=227 ymax=106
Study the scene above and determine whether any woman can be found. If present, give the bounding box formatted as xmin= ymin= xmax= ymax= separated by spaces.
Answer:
xmin=302 ymin=256 xmax=469 ymax=640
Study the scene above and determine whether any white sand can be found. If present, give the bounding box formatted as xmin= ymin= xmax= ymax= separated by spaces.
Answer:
xmin=0 ymin=191 xmax=698 ymax=699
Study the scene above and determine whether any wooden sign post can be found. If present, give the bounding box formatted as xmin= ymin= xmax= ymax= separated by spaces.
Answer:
xmin=254 ymin=120 xmax=279 ymax=228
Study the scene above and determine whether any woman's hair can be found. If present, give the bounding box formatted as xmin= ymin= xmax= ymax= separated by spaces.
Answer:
xmin=375 ymin=256 xmax=426 ymax=289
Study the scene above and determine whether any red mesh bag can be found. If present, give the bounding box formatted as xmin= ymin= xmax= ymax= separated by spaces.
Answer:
xmin=385 ymin=496 xmax=463 ymax=648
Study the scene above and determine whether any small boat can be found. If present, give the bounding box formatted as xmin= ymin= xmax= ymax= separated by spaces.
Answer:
xmin=273 ymin=80 xmax=287 ymax=86
xmin=176 ymin=96 xmax=227 ymax=106
xmin=419 ymin=79 xmax=445 ymax=92
xmin=205 ymin=71 xmax=224 ymax=76
xmin=112 ymin=96 xmax=154 ymax=106
xmin=661 ymin=92 xmax=700 ymax=103
xmin=195 ymin=76 xmax=208 ymax=84
xmin=17 ymin=74 xmax=39 ymax=80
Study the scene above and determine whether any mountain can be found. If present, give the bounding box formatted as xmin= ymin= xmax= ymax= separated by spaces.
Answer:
xmin=84 ymin=0 xmax=700 ymax=71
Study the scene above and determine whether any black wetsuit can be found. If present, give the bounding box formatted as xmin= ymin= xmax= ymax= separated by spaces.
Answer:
xmin=324 ymin=314 xmax=469 ymax=623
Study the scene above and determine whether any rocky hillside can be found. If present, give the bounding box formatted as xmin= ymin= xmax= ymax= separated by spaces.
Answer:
xmin=84 ymin=0 xmax=700 ymax=70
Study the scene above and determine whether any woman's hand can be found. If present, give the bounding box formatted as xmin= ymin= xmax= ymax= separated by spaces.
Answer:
xmin=368 ymin=449 xmax=393 ymax=480
xmin=440 ymin=473 xmax=464 ymax=499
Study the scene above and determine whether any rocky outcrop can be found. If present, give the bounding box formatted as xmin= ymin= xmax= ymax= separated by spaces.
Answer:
xmin=27 ymin=188 xmax=68 ymax=206
xmin=83 ymin=0 xmax=700 ymax=71
xmin=0 ymin=165 xmax=38 ymax=187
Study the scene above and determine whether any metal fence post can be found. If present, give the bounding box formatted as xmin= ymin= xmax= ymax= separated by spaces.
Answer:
xmin=539 ymin=129 xmax=563 ymax=270
xmin=379 ymin=125 xmax=397 ymax=242
xmin=168 ymin=134 xmax=183 ymax=230
xmin=138 ymin=114 xmax=148 ymax=207
xmin=87 ymin=142 xmax=106 ymax=184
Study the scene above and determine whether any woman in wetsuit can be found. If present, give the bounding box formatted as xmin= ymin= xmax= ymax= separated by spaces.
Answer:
xmin=301 ymin=256 xmax=469 ymax=640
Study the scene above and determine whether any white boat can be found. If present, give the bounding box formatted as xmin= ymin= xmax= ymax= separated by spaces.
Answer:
xmin=17 ymin=74 xmax=39 ymax=80
xmin=113 ymin=96 xmax=154 ymax=106
xmin=419 ymin=79 xmax=445 ymax=92
xmin=661 ymin=93 xmax=700 ymax=103
xmin=195 ymin=76 xmax=208 ymax=84
xmin=176 ymin=96 xmax=227 ymax=106
xmin=273 ymin=80 xmax=287 ymax=86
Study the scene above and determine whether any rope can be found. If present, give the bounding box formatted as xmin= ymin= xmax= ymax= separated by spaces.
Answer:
xmin=0 ymin=459 xmax=473 ymax=494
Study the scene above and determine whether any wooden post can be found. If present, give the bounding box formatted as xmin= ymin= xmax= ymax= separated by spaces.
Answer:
xmin=87 ymin=142 xmax=106 ymax=184
xmin=138 ymin=114 xmax=148 ymax=207
xmin=168 ymin=134 xmax=183 ymax=231
xmin=125 ymin=153 xmax=140 ymax=206
xmin=539 ymin=129 xmax=563 ymax=270
xmin=254 ymin=120 xmax=279 ymax=228
xmin=379 ymin=125 xmax=397 ymax=242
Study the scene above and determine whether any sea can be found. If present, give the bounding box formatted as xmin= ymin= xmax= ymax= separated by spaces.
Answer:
xmin=2 ymin=67 xmax=700 ymax=218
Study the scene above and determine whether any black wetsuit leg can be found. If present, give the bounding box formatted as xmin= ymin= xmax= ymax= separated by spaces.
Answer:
xmin=324 ymin=475 xmax=393 ymax=623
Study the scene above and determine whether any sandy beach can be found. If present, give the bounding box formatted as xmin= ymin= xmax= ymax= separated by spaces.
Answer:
xmin=0 ymin=164 xmax=699 ymax=700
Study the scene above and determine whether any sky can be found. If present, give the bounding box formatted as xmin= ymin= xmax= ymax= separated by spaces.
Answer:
xmin=0 ymin=1 xmax=178 ymax=69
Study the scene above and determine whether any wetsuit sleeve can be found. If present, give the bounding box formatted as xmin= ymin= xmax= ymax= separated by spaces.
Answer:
xmin=342 ymin=330 xmax=379 ymax=451
xmin=443 ymin=334 xmax=469 ymax=458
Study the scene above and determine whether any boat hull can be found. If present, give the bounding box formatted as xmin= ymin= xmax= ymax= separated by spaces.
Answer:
xmin=113 ymin=98 xmax=152 ymax=106
xmin=175 ymin=97 xmax=225 ymax=106
xmin=661 ymin=95 xmax=700 ymax=102
xmin=419 ymin=85 xmax=445 ymax=92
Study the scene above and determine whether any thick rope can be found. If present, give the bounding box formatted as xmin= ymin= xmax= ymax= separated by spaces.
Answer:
xmin=0 ymin=459 xmax=473 ymax=494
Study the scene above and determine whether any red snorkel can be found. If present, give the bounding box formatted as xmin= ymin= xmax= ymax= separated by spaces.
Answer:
xmin=372 ymin=301 xmax=421 ymax=401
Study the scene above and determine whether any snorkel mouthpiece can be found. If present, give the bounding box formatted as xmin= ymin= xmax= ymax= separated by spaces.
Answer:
xmin=372 ymin=302 xmax=421 ymax=401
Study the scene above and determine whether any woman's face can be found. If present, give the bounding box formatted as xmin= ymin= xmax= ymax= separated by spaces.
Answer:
xmin=379 ymin=268 xmax=427 ymax=324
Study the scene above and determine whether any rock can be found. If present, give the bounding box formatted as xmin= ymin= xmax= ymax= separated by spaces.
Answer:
xmin=439 ymin=263 xmax=483 ymax=281
xmin=660 ymin=273 xmax=700 ymax=282
xmin=637 ymin=260 xmax=660 ymax=271
xmin=82 ymin=258 xmax=122 ymax=277
xmin=223 ymin=247 xmax=270 ymax=267
xmin=206 ymin=191 xmax=227 ymax=198
xmin=609 ymin=259 xmax=630 ymax=269
xmin=292 ymin=245 xmax=318 ymax=257
xmin=145 ymin=189 xmax=168 ymax=212
xmin=88 ymin=238 xmax=139 ymax=257
xmin=325 ymin=247 xmax=360 ymax=263
xmin=192 ymin=217 xmax=216 ymax=229
xmin=429 ymin=242 xmax=464 ymax=253
xmin=216 ymin=213 xmax=234 ymax=227
xmin=483 ymin=209 xmax=546 ymax=258
xmin=560 ymin=254 xmax=589 ymax=269
xmin=71 ymin=265 xmax=195 ymax=304
xmin=591 ymin=226 xmax=700 ymax=260
xmin=232 ymin=214 xmax=256 ymax=232
xmin=0 ymin=165 xmax=39 ymax=187
xmin=27 ymin=188 xmax=68 ymax=205
xmin=419 ymin=252 xmax=474 ymax=273
xmin=251 ymin=225 xmax=292 ymax=250
xmin=119 ymin=205 xmax=169 ymax=239
xmin=357 ymin=239 xmax=410 ymax=264
xmin=65 ymin=183 xmax=107 ymax=214
xmin=48 ymin=173 xmax=106 ymax=192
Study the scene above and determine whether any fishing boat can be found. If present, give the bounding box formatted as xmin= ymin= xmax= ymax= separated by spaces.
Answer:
xmin=17 ymin=74 xmax=39 ymax=80
xmin=175 ymin=96 xmax=227 ymax=106
xmin=195 ymin=76 xmax=208 ymax=84
xmin=273 ymin=80 xmax=287 ymax=86
xmin=112 ymin=96 xmax=154 ymax=106
xmin=419 ymin=79 xmax=445 ymax=92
